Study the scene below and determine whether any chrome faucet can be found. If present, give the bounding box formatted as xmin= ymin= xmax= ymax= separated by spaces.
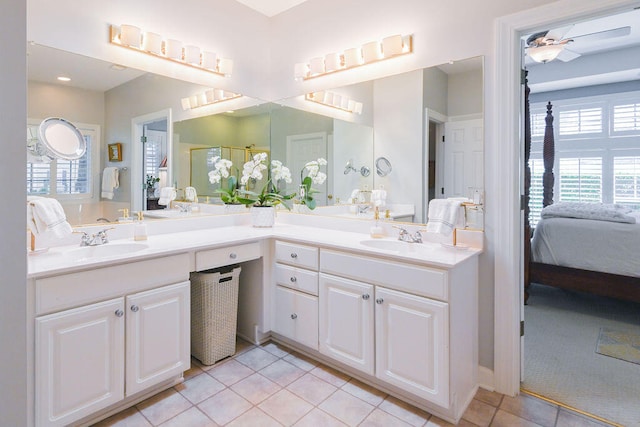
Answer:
xmin=357 ymin=204 xmax=371 ymax=214
xmin=394 ymin=226 xmax=423 ymax=243
xmin=77 ymin=227 xmax=114 ymax=246
xmin=175 ymin=202 xmax=190 ymax=213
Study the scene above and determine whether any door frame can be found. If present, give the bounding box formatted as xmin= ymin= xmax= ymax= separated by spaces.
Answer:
xmin=493 ymin=0 xmax=638 ymax=396
xmin=131 ymin=109 xmax=172 ymax=212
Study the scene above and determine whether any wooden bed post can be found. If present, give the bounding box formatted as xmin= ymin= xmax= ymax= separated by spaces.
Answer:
xmin=524 ymin=71 xmax=532 ymax=304
xmin=542 ymin=102 xmax=555 ymax=208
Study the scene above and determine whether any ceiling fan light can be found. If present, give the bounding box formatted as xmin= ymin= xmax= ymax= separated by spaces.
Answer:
xmin=528 ymin=44 xmax=564 ymax=63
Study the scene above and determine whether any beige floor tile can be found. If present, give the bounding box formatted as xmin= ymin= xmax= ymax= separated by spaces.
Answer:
xmin=136 ymin=388 xmax=193 ymax=426
xmin=230 ymin=372 xmax=281 ymax=404
xmin=261 ymin=341 xmax=291 ymax=358
xmin=197 ymin=389 xmax=252 ymax=425
xmin=259 ymin=389 xmax=314 ymax=425
xmin=175 ymin=372 xmax=226 ymax=404
xmin=286 ymin=372 xmax=338 ymax=405
xmin=91 ymin=406 xmax=152 ymax=427
xmin=158 ymin=406 xmax=218 ymax=427
xmin=491 ymin=409 xmax=544 ymax=427
xmin=341 ymin=378 xmax=387 ymax=406
xmin=378 ymin=395 xmax=431 ymax=427
xmin=226 ymin=407 xmax=282 ymax=427
xmin=474 ymin=388 xmax=504 ymax=407
xmin=500 ymin=394 xmax=558 ymax=427
xmin=318 ymin=389 xmax=375 ymax=426
xmin=234 ymin=347 xmax=279 ymax=371
xmin=293 ymin=408 xmax=348 ymax=427
xmin=206 ymin=359 xmax=254 ymax=386
xmin=462 ymin=399 xmax=497 ymax=427
xmin=556 ymin=408 xmax=613 ymax=427
xmin=360 ymin=408 xmax=414 ymax=426
xmin=260 ymin=358 xmax=306 ymax=386
xmin=283 ymin=351 xmax=319 ymax=371
xmin=310 ymin=364 xmax=351 ymax=387
xmin=425 ymin=415 xmax=478 ymax=426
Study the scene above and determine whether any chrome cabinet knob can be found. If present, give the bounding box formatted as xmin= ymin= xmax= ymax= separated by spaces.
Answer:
xmin=290 ymin=276 xmax=297 ymax=283
xmin=290 ymin=253 xmax=298 ymax=259
xmin=375 ymin=298 xmax=384 ymax=304
xmin=130 ymin=305 xmax=139 ymax=312
xmin=291 ymin=313 xmax=298 ymax=319
xmin=362 ymin=294 xmax=370 ymax=300
xmin=229 ymin=253 xmax=237 ymax=259
xmin=115 ymin=309 xmax=124 ymax=317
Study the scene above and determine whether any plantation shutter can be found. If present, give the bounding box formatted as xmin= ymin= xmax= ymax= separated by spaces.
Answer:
xmin=558 ymin=158 xmax=602 ymax=203
xmin=612 ymin=103 xmax=640 ymax=133
xmin=528 ymin=158 xmax=544 ymax=227
xmin=613 ymin=156 xmax=640 ymax=209
xmin=558 ymin=107 xmax=602 ymax=135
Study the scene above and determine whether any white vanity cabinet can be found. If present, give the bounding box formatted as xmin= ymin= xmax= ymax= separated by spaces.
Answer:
xmin=34 ymin=254 xmax=191 ymax=427
xmin=318 ymin=248 xmax=477 ymax=420
xmin=272 ymin=241 xmax=319 ymax=350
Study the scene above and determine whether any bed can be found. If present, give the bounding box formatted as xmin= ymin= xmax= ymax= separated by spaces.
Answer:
xmin=523 ymin=73 xmax=640 ymax=304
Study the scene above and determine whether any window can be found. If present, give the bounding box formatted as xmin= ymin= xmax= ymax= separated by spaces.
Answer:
xmin=26 ymin=121 xmax=99 ymax=199
xmin=528 ymin=91 xmax=640 ymax=227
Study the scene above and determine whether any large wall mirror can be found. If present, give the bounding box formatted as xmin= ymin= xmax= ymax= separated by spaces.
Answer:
xmin=28 ymin=43 xmax=483 ymax=226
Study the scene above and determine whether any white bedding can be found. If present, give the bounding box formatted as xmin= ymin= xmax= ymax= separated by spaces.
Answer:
xmin=531 ymin=215 xmax=640 ymax=277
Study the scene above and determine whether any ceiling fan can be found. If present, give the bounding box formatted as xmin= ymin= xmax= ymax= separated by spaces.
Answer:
xmin=525 ymin=25 xmax=631 ymax=63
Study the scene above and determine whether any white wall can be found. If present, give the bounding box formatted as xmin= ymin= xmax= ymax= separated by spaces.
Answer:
xmin=333 ymin=120 xmax=375 ymax=202
xmin=1 ymin=2 xmax=28 ymax=426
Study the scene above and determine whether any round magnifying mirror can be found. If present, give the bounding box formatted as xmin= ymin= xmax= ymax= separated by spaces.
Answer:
xmin=375 ymin=157 xmax=392 ymax=177
xmin=38 ymin=117 xmax=86 ymax=160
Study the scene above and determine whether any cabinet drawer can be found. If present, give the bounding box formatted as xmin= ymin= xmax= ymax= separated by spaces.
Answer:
xmin=275 ymin=241 xmax=318 ymax=270
xmin=320 ymin=249 xmax=448 ymax=301
xmin=35 ymin=253 xmax=190 ymax=315
xmin=275 ymin=263 xmax=318 ymax=295
xmin=195 ymin=242 xmax=261 ymax=271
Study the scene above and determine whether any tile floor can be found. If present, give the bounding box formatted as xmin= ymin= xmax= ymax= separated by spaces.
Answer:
xmin=94 ymin=340 xmax=614 ymax=427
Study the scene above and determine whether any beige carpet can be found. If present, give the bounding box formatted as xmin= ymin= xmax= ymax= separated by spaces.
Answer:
xmin=523 ymin=283 xmax=640 ymax=427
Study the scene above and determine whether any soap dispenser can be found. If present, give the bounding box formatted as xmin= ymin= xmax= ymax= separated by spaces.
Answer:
xmin=370 ymin=207 xmax=385 ymax=238
xmin=118 ymin=208 xmax=132 ymax=223
xmin=134 ymin=211 xmax=148 ymax=241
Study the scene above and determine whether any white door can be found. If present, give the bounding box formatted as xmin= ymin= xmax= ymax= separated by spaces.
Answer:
xmin=273 ymin=285 xmax=319 ymax=350
xmin=443 ymin=119 xmax=484 ymax=199
xmin=286 ymin=132 xmax=328 ymax=206
xmin=125 ymin=281 xmax=190 ymax=396
xmin=35 ymin=298 xmax=125 ymax=427
xmin=319 ymin=273 xmax=374 ymax=375
xmin=375 ymin=287 xmax=450 ymax=408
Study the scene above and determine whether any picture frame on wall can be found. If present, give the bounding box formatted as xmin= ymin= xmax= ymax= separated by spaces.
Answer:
xmin=108 ymin=143 xmax=122 ymax=161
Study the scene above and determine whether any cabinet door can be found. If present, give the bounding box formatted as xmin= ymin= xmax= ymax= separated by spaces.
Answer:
xmin=126 ymin=281 xmax=190 ymax=396
xmin=35 ymin=298 xmax=125 ymax=427
xmin=274 ymin=285 xmax=319 ymax=350
xmin=319 ymin=274 xmax=374 ymax=375
xmin=375 ymin=287 xmax=450 ymax=408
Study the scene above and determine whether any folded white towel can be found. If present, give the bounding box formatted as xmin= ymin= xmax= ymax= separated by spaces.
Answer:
xmin=158 ymin=187 xmax=177 ymax=206
xmin=371 ymin=189 xmax=387 ymax=208
xmin=350 ymin=189 xmax=360 ymax=202
xmin=27 ymin=196 xmax=73 ymax=238
xmin=426 ymin=199 xmax=462 ymax=236
xmin=101 ymin=167 xmax=119 ymax=200
xmin=185 ymin=186 xmax=198 ymax=202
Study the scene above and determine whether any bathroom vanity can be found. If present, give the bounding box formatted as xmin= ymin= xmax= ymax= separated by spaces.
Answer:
xmin=27 ymin=214 xmax=480 ymax=425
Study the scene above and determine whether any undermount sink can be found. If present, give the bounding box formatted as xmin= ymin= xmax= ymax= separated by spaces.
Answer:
xmin=63 ymin=242 xmax=149 ymax=260
xmin=359 ymin=239 xmax=435 ymax=254
xmin=144 ymin=209 xmax=204 ymax=219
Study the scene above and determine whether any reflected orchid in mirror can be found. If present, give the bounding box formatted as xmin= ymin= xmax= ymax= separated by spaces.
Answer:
xmin=298 ymin=157 xmax=328 ymax=210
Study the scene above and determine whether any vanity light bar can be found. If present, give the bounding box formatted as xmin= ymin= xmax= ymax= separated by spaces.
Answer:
xmin=295 ymin=34 xmax=412 ymax=81
xmin=110 ymin=25 xmax=233 ymax=77
xmin=181 ymin=89 xmax=242 ymax=110
xmin=305 ymin=92 xmax=363 ymax=114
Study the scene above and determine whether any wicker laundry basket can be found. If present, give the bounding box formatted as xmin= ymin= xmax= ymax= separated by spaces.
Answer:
xmin=190 ymin=265 xmax=241 ymax=365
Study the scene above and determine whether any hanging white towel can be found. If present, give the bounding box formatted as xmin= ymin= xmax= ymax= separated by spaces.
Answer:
xmin=101 ymin=167 xmax=119 ymax=199
xmin=158 ymin=187 xmax=177 ymax=206
xmin=371 ymin=189 xmax=387 ymax=207
xmin=27 ymin=196 xmax=73 ymax=238
xmin=184 ymin=186 xmax=198 ymax=202
xmin=426 ymin=199 xmax=462 ymax=236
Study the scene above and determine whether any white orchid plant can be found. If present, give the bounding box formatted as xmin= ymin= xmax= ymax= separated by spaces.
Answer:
xmin=298 ymin=158 xmax=328 ymax=210
xmin=208 ymin=156 xmax=243 ymax=204
xmin=237 ymin=153 xmax=296 ymax=208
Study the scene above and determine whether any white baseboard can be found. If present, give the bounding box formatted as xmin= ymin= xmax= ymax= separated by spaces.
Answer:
xmin=478 ymin=366 xmax=495 ymax=391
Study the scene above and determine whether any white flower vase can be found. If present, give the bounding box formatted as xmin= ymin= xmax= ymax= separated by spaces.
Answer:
xmin=251 ymin=206 xmax=275 ymax=227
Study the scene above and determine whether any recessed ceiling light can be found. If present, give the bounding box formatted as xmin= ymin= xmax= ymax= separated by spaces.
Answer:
xmin=110 ymin=64 xmax=127 ymax=71
xmin=57 ymin=76 xmax=71 ymax=82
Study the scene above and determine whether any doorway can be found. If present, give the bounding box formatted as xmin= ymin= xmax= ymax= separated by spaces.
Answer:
xmin=131 ymin=109 xmax=173 ymax=212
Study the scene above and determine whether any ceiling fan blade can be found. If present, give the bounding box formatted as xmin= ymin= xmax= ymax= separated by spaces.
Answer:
xmin=556 ymin=48 xmax=581 ymax=62
xmin=571 ymin=26 xmax=631 ymax=43
xmin=545 ymin=25 xmax=574 ymax=42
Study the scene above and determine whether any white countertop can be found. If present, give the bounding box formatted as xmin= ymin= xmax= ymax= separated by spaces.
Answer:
xmin=28 ymin=219 xmax=481 ymax=279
